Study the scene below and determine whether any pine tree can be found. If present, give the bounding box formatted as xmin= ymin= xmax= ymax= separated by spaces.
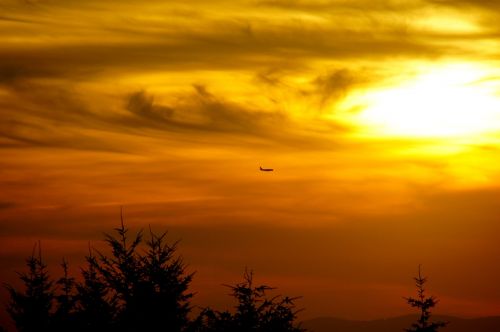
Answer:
xmin=405 ymin=266 xmax=448 ymax=332
xmin=3 ymin=217 xmax=308 ymax=332
xmin=4 ymin=242 xmax=55 ymax=332
xmin=93 ymin=214 xmax=144 ymax=331
xmin=75 ymin=245 xmax=117 ymax=331
xmin=97 ymin=213 xmax=143 ymax=297
xmin=52 ymin=258 xmax=77 ymax=331
xmin=94 ymin=210 xmax=194 ymax=331
xmin=138 ymin=227 xmax=194 ymax=331
xmin=196 ymin=270 xmax=305 ymax=332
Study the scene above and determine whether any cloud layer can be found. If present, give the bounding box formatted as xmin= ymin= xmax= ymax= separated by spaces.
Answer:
xmin=1 ymin=0 xmax=500 ymax=324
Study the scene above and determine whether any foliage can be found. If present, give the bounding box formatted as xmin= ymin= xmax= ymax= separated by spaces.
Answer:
xmin=75 ymin=246 xmax=117 ymax=331
xmin=4 ymin=243 xmax=54 ymax=332
xmin=2 ymin=210 xmax=305 ymax=332
xmin=52 ymin=258 xmax=78 ymax=331
xmin=3 ymin=213 xmax=196 ymax=332
xmin=405 ymin=266 xmax=448 ymax=332
xmin=195 ymin=270 xmax=305 ymax=332
xmin=94 ymin=218 xmax=194 ymax=332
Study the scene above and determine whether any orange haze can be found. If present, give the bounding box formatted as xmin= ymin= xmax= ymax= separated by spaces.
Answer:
xmin=1 ymin=0 xmax=500 ymax=326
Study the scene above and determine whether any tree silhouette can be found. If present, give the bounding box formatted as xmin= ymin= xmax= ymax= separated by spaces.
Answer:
xmin=3 ymin=217 xmax=306 ymax=332
xmin=4 ymin=215 xmax=195 ymax=332
xmin=93 ymin=214 xmax=194 ymax=331
xmin=405 ymin=266 xmax=448 ymax=332
xmin=52 ymin=258 xmax=78 ymax=331
xmin=4 ymin=242 xmax=54 ymax=332
xmin=138 ymin=227 xmax=193 ymax=331
xmin=94 ymin=218 xmax=143 ymax=331
xmin=196 ymin=270 xmax=305 ymax=332
xmin=75 ymin=245 xmax=117 ymax=331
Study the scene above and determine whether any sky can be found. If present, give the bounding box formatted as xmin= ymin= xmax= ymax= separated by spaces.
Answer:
xmin=1 ymin=0 xmax=500 ymax=324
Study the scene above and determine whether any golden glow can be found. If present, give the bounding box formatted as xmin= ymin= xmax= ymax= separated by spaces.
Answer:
xmin=3 ymin=0 xmax=500 ymax=322
xmin=356 ymin=64 xmax=500 ymax=137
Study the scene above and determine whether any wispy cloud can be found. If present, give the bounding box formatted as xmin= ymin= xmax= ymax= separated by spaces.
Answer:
xmin=1 ymin=0 xmax=500 ymax=322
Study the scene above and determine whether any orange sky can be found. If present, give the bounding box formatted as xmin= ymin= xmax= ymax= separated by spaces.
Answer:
xmin=1 ymin=0 xmax=500 ymax=324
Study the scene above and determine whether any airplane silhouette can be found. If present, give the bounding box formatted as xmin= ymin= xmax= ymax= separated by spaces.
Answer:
xmin=260 ymin=166 xmax=274 ymax=172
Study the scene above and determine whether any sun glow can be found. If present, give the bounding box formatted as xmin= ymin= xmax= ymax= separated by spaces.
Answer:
xmin=356 ymin=64 xmax=500 ymax=137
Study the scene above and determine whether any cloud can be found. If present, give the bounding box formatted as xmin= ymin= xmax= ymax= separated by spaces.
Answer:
xmin=1 ymin=0 xmax=500 ymax=324
xmin=0 ymin=82 xmax=132 ymax=152
xmin=126 ymin=90 xmax=175 ymax=123
xmin=313 ymin=69 xmax=363 ymax=107
xmin=124 ymin=86 xmax=290 ymax=137
xmin=0 ymin=0 xmax=456 ymax=88
xmin=0 ymin=77 xmax=342 ymax=154
xmin=257 ymin=0 xmax=424 ymax=12
xmin=429 ymin=0 xmax=500 ymax=10
xmin=0 ymin=29 xmax=438 ymax=81
xmin=428 ymin=0 xmax=500 ymax=38
xmin=0 ymin=202 xmax=16 ymax=210
xmin=122 ymin=85 xmax=358 ymax=151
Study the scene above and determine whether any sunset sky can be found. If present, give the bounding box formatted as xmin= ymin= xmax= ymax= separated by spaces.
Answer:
xmin=1 ymin=0 xmax=500 ymax=324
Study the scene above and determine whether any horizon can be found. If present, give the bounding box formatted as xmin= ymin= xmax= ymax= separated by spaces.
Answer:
xmin=1 ymin=214 xmax=498 ymax=324
xmin=1 ymin=0 xmax=500 ymax=329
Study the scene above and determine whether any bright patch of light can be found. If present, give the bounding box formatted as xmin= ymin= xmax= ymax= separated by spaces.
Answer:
xmin=357 ymin=64 xmax=500 ymax=137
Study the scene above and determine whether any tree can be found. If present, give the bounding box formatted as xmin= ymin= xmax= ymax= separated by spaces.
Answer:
xmin=196 ymin=270 xmax=305 ymax=332
xmin=94 ymin=212 xmax=194 ymax=331
xmin=3 ymin=215 xmax=309 ymax=332
xmin=94 ymin=216 xmax=143 ymax=331
xmin=75 ymin=245 xmax=117 ymax=331
xmin=138 ymin=227 xmax=194 ymax=331
xmin=4 ymin=242 xmax=54 ymax=332
xmin=405 ymin=266 xmax=448 ymax=332
xmin=52 ymin=258 xmax=78 ymax=331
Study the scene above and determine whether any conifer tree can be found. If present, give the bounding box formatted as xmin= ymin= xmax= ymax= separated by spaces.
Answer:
xmin=75 ymin=245 xmax=117 ymax=331
xmin=197 ymin=270 xmax=304 ymax=332
xmin=4 ymin=243 xmax=54 ymax=332
xmin=96 ymin=213 xmax=143 ymax=303
xmin=139 ymin=227 xmax=194 ymax=331
xmin=52 ymin=258 xmax=77 ymax=331
xmin=93 ymin=214 xmax=144 ymax=331
xmin=3 ymin=218 xmax=308 ymax=332
xmin=94 ymin=211 xmax=194 ymax=331
xmin=405 ymin=266 xmax=448 ymax=332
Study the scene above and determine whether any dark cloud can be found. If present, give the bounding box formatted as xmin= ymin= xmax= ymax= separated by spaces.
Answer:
xmin=0 ymin=83 xmax=132 ymax=152
xmin=255 ymin=68 xmax=284 ymax=87
xmin=122 ymin=86 xmax=354 ymax=149
xmin=124 ymin=86 xmax=288 ymax=136
xmin=0 ymin=20 xmax=447 ymax=85
xmin=126 ymin=90 xmax=175 ymax=122
xmin=257 ymin=0 xmax=424 ymax=12
xmin=0 ymin=202 xmax=16 ymax=210
xmin=0 ymin=79 xmax=341 ymax=153
xmin=256 ymin=67 xmax=377 ymax=112
xmin=0 ymin=0 xmax=488 ymax=90
xmin=314 ymin=69 xmax=358 ymax=106
xmin=0 ymin=63 xmax=87 ymax=85
xmin=0 ymin=14 xmax=36 ymax=24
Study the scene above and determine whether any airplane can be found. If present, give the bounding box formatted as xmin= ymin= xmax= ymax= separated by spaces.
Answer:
xmin=260 ymin=166 xmax=274 ymax=172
